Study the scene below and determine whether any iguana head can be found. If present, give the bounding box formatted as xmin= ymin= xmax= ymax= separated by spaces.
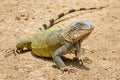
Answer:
xmin=61 ymin=20 xmax=94 ymax=42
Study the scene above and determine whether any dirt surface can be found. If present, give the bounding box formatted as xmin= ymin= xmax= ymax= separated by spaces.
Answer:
xmin=0 ymin=0 xmax=120 ymax=80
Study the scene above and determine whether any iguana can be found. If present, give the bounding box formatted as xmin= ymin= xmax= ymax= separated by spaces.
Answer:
xmin=16 ymin=20 xmax=93 ymax=70
xmin=4 ymin=5 xmax=107 ymax=70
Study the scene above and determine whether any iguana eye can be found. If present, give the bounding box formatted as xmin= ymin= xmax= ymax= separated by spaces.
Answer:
xmin=75 ymin=23 xmax=80 ymax=28
xmin=79 ymin=23 xmax=85 ymax=27
xmin=75 ymin=22 xmax=85 ymax=29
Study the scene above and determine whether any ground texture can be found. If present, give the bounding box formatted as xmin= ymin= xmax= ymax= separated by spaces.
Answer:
xmin=0 ymin=0 xmax=120 ymax=80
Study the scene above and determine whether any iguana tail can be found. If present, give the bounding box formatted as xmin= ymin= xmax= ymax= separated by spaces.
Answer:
xmin=39 ymin=5 xmax=108 ymax=30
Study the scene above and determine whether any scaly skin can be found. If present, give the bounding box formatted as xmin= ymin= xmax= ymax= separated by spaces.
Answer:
xmin=31 ymin=29 xmax=63 ymax=58
xmin=16 ymin=20 xmax=94 ymax=70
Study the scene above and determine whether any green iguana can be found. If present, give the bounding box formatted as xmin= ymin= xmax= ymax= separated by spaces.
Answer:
xmin=5 ymin=5 xmax=107 ymax=70
xmin=16 ymin=20 xmax=93 ymax=70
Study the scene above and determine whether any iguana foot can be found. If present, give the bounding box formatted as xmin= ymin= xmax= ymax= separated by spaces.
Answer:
xmin=73 ymin=57 xmax=83 ymax=65
xmin=73 ymin=55 xmax=92 ymax=64
xmin=2 ymin=47 xmax=24 ymax=58
xmin=79 ymin=56 xmax=92 ymax=64
xmin=74 ymin=48 xmax=92 ymax=64
xmin=60 ymin=66 xmax=75 ymax=72
xmin=2 ymin=48 xmax=18 ymax=58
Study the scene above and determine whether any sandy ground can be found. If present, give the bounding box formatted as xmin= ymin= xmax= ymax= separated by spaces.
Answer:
xmin=0 ymin=0 xmax=120 ymax=80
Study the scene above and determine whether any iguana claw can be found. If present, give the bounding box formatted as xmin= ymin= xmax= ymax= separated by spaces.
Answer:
xmin=16 ymin=48 xmax=23 ymax=53
xmin=0 ymin=47 xmax=24 ymax=58
xmin=1 ymin=48 xmax=17 ymax=58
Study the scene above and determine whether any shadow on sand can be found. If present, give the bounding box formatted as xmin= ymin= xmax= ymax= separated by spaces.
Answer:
xmin=31 ymin=52 xmax=90 ymax=71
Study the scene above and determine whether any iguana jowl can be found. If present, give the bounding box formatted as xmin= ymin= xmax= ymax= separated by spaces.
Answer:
xmin=15 ymin=6 xmax=107 ymax=70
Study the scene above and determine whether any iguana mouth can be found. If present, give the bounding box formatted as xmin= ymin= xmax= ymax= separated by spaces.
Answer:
xmin=78 ymin=27 xmax=94 ymax=30
xmin=75 ymin=26 xmax=94 ymax=34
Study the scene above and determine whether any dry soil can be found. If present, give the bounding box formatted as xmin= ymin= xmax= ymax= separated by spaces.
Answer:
xmin=0 ymin=0 xmax=120 ymax=80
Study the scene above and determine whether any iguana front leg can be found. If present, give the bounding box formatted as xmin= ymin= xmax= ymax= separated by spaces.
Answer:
xmin=74 ymin=41 xmax=92 ymax=64
xmin=52 ymin=42 xmax=72 ymax=70
xmin=74 ymin=41 xmax=84 ymax=64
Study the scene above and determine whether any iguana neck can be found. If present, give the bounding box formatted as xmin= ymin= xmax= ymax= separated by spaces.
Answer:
xmin=61 ymin=28 xmax=75 ymax=42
